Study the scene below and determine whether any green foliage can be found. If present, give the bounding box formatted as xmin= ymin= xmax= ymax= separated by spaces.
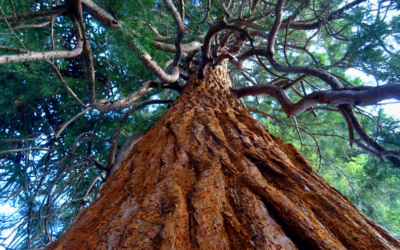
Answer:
xmin=0 ymin=0 xmax=399 ymax=248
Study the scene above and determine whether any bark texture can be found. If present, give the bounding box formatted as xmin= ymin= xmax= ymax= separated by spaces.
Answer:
xmin=47 ymin=62 xmax=400 ymax=250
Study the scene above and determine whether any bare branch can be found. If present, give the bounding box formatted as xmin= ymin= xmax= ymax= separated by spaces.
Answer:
xmin=0 ymin=46 xmax=26 ymax=53
xmin=162 ymin=0 xmax=185 ymax=67
xmin=70 ymin=2 xmax=178 ymax=110
xmin=0 ymin=147 xmax=56 ymax=155
xmin=249 ymin=108 xmax=322 ymax=164
xmin=342 ymin=105 xmax=400 ymax=167
xmin=214 ymin=51 xmax=238 ymax=67
xmin=148 ymin=24 xmax=170 ymax=41
xmin=11 ymin=21 xmax=51 ymax=30
xmin=266 ymin=0 xmax=285 ymax=56
xmin=189 ymin=0 xmax=210 ymax=26
xmin=0 ymin=32 xmax=83 ymax=65
xmin=90 ymin=157 xmax=107 ymax=171
xmin=0 ymin=5 xmax=27 ymax=51
xmin=149 ymin=81 xmax=183 ymax=92
xmin=202 ymin=22 xmax=253 ymax=61
xmin=199 ymin=21 xmax=254 ymax=78
xmin=280 ymin=0 xmax=367 ymax=31
xmin=45 ymin=59 xmax=88 ymax=108
xmin=235 ymin=47 xmax=265 ymax=68
xmin=239 ymin=71 xmax=256 ymax=86
xmin=70 ymin=0 xmax=97 ymax=107
xmin=81 ymin=0 xmax=121 ymax=29
xmin=0 ymin=138 xmax=47 ymax=142
xmin=239 ymin=0 xmax=248 ymax=20
xmin=81 ymin=0 xmax=179 ymax=83
xmin=220 ymin=0 xmax=231 ymax=18
xmin=0 ymin=4 xmax=68 ymax=23
xmin=154 ymin=41 xmax=202 ymax=53
xmin=107 ymin=100 xmax=173 ymax=167
xmin=293 ymin=116 xmax=303 ymax=147
xmin=305 ymin=107 xmax=339 ymax=112
xmin=9 ymin=0 xmax=17 ymax=20
xmin=139 ymin=50 xmax=180 ymax=82
xmin=84 ymin=171 xmax=105 ymax=197
xmin=277 ymin=43 xmax=319 ymax=64
xmin=236 ymin=82 xmax=400 ymax=117
xmin=0 ymin=156 xmax=66 ymax=199
xmin=265 ymin=0 xmax=344 ymax=91
xmin=91 ymin=81 xmax=154 ymax=111
xmin=55 ymin=107 xmax=92 ymax=139
xmin=338 ymin=105 xmax=354 ymax=147
xmin=281 ymin=75 xmax=306 ymax=90
xmin=72 ymin=132 xmax=103 ymax=152
xmin=353 ymin=140 xmax=400 ymax=158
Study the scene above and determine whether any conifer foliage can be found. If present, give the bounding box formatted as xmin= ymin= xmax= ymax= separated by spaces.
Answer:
xmin=0 ymin=0 xmax=399 ymax=248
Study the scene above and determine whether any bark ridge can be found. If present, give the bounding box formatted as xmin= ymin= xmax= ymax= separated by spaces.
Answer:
xmin=47 ymin=63 xmax=400 ymax=250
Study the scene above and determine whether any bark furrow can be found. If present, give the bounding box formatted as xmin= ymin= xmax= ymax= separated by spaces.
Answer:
xmin=47 ymin=62 xmax=400 ymax=250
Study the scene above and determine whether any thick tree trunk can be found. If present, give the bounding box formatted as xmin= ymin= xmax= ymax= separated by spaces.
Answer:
xmin=47 ymin=63 xmax=400 ymax=250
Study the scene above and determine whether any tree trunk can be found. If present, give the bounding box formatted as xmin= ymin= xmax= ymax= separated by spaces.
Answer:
xmin=47 ymin=63 xmax=400 ymax=250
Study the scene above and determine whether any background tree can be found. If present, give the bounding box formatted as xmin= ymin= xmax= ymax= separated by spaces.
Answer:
xmin=0 ymin=0 xmax=399 ymax=249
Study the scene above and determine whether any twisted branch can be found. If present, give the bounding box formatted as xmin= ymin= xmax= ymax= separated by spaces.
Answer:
xmin=236 ymin=82 xmax=400 ymax=117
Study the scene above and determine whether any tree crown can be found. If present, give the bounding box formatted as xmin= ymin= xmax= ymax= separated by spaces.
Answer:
xmin=0 ymin=0 xmax=399 ymax=248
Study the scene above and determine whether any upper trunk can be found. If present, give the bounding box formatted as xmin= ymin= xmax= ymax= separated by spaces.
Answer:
xmin=47 ymin=62 xmax=400 ymax=249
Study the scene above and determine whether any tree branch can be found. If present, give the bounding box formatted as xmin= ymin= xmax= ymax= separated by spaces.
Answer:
xmin=277 ymin=43 xmax=319 ymax=64
xmin=353 ymin=140 xmax=400 ymax=158
xmin=45 ymin=59 xmax=88 ymax=108
xmin=249 ymin=108 xmax=322 ymax=164
xmin=81 ymin=0 xmax=121 ymax=29
xmin=70 ymin=2 xmax=179 ymax=110
xmin=11 ymin=21 xmax=51 ymax=30
xmin=81 ymin=0 xmax=179 ymax=83
xmin=279 ymin=0 xmax=367 ymax=31
xmin=265 ymin=0 xmax=344 ymax=91
xmin=341 ymin=105 xmax=400 ymax=167
xmin=220 ymin=0 xmax=231 ymax=18
xmin=0 ymin=17 xmax=83 ymax=65
xmin=236 ymin=82 xmax=400 ymax=117
xmin=148 ymin=81 xmax=183 ymax=92
xmin=0 ymin=147 xmax=57 ymax=155
xmin=55 ymin=107 xmax=92 ymax=139
xmin=199 ymin=21 xmax=254 ymax=78
xmin=91 ymin=81 xmax=153 ymax=110
xmin=148 ymin=23 xmax=170 ymax=41
xmin=154 ymin=41 xmax=202 ymax=53
xmin=162 ymin=0 xmax=185 ymax=67
xmin=0 ymin=4 xmax=68 ymax=23
xmin=107 ymin=100 xmax=173 ymax=168
xmin=338 ymin=105 xmax=355 ymax=147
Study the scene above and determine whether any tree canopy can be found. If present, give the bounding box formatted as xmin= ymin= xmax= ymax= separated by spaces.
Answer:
xmin=0 ymin=0 xmax=399 ymax=248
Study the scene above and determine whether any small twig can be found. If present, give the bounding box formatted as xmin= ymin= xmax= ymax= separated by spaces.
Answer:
xmin=55 ymin=107 xmax=92 ymax=138
xmin=45 ymin=59 xmax=88 ymax=108
xmin=293 ymin=116 xmax=303 ymax=150
xmin=9 ymin=0 xmax=17 ymax=20
xmin=333 ymin=164 xmax=360 ymax=202
xmin=0 ymin=147 xmax=56 ymax=155
xmin=107 ymin=99 xmax=173 ymax=166
xmin=0 ymin=5 xmax=27 ymax=51
xmin=249 ymin=108 xmax=322 ymax=167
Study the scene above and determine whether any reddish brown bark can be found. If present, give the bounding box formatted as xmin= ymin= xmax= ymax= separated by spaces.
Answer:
xmin=47 ymin=63 xmax=400 ymax=250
